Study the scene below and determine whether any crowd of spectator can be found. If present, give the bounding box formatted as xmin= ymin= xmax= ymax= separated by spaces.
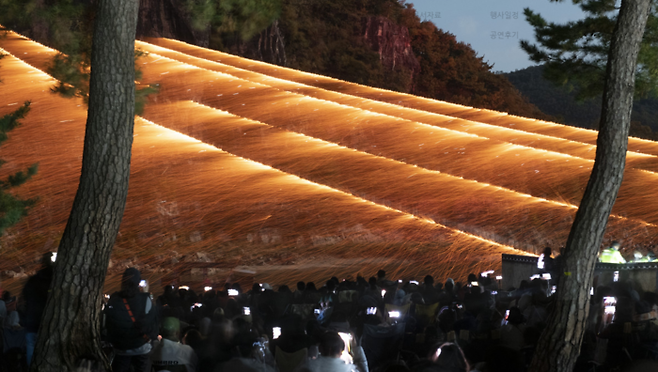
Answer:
xmin=3 ymin=251 xmax=658 ymax=372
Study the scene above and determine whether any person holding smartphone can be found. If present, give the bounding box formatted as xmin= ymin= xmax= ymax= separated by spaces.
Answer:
xmin=296 ymin=331 xmax=368 ymax=372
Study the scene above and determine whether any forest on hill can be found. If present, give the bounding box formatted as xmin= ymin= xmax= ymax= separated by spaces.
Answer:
xmin=222 ymin=0 xmax=553 ymax=120
xmin=0 ymin=0 xmax=552 ymax=122
xmin=506 ymin=65 xmax=658 ymax=141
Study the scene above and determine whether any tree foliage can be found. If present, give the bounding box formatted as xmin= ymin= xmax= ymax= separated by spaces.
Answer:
xmin=0 ymin=46 xmax=38 ymax=234
xmin=0 ymin=0 xmax=156 ymax=113
xmin=183 ymin=0 xmax=282 ymax=47
xmin=0 ymin=99 xmax=38 ymax=234
xmin=521 ymin=0 xmax=658 ymax=100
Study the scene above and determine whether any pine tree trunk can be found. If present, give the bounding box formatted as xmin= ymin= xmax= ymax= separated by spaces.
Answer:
xmin=528 ymin=1 xmax=651 ymax=371
xmin=30 ymin=0 xmax=139 ymax=371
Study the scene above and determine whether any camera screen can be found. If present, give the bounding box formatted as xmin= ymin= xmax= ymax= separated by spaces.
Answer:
xmin=388 ymin=311 xmax=400 ymax=318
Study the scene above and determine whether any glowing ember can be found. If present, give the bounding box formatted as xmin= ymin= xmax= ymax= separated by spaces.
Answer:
xmin=0 ymin=30 xmax=656 ymax=289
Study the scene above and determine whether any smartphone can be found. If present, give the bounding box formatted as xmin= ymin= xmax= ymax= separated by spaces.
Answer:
xmin=542 ymin=273 xmax=552 ymax=280
xmin=495 ymin=275 xmax=503 ymax=280
xmin=603 ymin=297 xmax=617 ymax=321
xmin=337 ymin=332 xmax=353 ymax=364
xmin=505 ymin=310 xmax=510 ymax=320
xmin=204 ymin=286 xmax=213 ymax=292
xmin=228 ymin=288 xmax=238 ymax=296
xmin=366 ymin=307 xmax=377 ymax=315
xmin=338 ymin=332 xmax=352 ymax=353
xmin=243 ymin=307 xmax=251 ymax=315
xmin=139 ymin=280 xmax=147 ymax=288
xmin=471 ymin=281 xmax=479 ymax=287
xmin=537 ymin=253 xmax=545 ymax=269
xmin=613 ymin=271 xmax=620 ymax=282
xmin=551 ymin=286 xmax=556 ymax=294
xmin=381 ymin=289 xmax=386 ymax=297
xmin=273 ymin=327 xmax=281 ymax=339
xmin=314 ymin=308 xmax=321 ymax=315
xmin=388 ymin=310 xmax=401 ymax=319
xmin=51 ymin=252 xmax=57 ymax=263
xmin=491 ymin=290 xmax=498 ymax=295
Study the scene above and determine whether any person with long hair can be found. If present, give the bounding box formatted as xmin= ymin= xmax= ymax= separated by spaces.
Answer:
xmin=429 ymin=342 xmax=470 ymax=372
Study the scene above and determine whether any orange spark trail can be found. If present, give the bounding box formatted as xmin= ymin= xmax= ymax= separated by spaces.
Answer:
xmin=133 ymin=50 xmax=658 ymax=231
xmin=0 ymin=30 xmax=531 ymax=286
xmin=1 ymin=30 xmax=658 ymax=287
xmin=142 ymin=37 xmax=658 ymax=158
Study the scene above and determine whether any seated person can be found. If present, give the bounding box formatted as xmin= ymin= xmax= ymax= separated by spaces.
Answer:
xmin=150 ymin=317 xmax=198 ymax=372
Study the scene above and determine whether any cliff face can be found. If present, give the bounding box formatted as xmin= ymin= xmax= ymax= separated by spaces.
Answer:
xmin=361 ymin=16 xmax=420 ymax=90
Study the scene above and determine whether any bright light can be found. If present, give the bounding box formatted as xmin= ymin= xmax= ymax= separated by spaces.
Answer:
xmin=537 ymin=254 xmax=545 ymax=269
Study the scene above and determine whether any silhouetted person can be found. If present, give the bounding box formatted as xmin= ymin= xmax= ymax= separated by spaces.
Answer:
xmin=105 ymin=268 xmax=158 ymax=372
xmin=22 ymin=252 xmax=54 ymax=366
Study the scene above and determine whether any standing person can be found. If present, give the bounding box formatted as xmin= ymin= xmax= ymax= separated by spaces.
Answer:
xmin=599 ymin=241 xmax=626 ymax=263
xmin=2 ymin=311 xmax=27 ymax=372
xmin=104 ymin=268 xmax=158 ymax=372
xmin=22 ymin=252 xmax=54 ymax=367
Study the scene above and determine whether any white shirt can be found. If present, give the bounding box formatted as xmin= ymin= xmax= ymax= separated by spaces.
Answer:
xmin=296 ymin=356 xmax=359 ymax=372
xmin=149 ymin=338 xmax=198 ymax=372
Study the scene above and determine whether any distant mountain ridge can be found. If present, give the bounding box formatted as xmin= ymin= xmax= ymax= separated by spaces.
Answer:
xmin=506 ymin=65 xmax=658 ymax=141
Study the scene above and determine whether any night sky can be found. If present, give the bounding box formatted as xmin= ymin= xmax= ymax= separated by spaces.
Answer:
xmin=409 ymin=0 xmax=587 ymax=72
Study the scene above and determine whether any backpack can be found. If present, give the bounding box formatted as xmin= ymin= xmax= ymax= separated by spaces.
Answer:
xmin=104 ymin=292 xmax=157 ymax=350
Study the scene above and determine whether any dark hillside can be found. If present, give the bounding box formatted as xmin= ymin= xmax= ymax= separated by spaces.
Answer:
xmin=2 ymin=0 xmax=552 ymax=121
xmin=507 ymin=65 xmax=658 ymax=140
